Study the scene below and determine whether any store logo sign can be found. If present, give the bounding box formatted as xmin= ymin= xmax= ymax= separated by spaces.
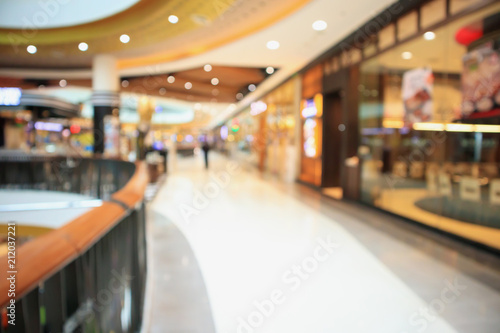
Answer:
xmin=301 ymin=100 xmax=317 ymax=118
xmin=34 ymin=121 xmax=63 ymax=132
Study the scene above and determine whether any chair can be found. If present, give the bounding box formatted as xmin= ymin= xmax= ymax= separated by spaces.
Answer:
xmin=438 ymin=173 xmax=452 ymax=196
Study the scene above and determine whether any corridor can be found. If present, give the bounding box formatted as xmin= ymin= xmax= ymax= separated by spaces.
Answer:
xmin=145 ymin=153 xmax=500 ymax=333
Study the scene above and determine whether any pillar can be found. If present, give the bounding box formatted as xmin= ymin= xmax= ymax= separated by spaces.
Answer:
xmin=91 ymin=55 xmax=120 ymax=155
xmin=136 ymin=96 xmax=155 ymax=160
xmin=0 ymin=117 xmax=5 ymax=147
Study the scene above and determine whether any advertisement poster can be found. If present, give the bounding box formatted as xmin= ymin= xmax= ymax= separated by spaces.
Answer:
xmin=461 ymin=46 xmax=500 ymax=118
xmin=402 ymin=68 xmax=434 ymax=124
xmin=303 ymin=118 xmax=318 ymax=158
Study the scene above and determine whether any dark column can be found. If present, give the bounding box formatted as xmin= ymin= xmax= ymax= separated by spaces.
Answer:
xmin=93 ymin=106 xmax=112 ymax=155
xmin=322 ymin=66 xmax=361 ymax=198
xmin=136 ymin=129 xmax=148 ymax=160
xmin=0 ymin=117 xmax=5 ymax=147
xmin=91 ymin=55 xmax=120 ymax=156
xmin=91 ymin=92 xmax=120 ymax=156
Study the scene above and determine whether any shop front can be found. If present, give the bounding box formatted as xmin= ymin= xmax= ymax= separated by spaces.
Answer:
xmin=262 ymin=79 xmax=299 ymax=182
xmin=299 ymin=65 xmax=323 ymax=187
xmin=354 ymin=0 xmax=500 ymax=250
xmin=220 ymin=77 xmax=300 ymax=182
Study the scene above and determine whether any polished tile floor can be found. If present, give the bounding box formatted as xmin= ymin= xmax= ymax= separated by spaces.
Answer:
xmin=146 ymin=153 xmax=500 ymax=333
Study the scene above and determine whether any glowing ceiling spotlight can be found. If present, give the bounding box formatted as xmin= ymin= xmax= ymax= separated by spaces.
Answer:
xmin=168 ymin=15 xmax=179 ymax=24
xmin=266 ymin=40 xmax=280 ymax=50
xmin=78 ymin=42 xmax=88 ymax=51
xmin=27 ymin=45 xmax=37 ymax=54
xmin=120 ymin=34 xmax=130 ymax=43
xmin=312 ymin=20 xmax=327 ymax=31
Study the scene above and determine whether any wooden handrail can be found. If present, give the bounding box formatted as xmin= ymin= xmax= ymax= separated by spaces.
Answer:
xmin=0 ymin=161 xmax=149 ymax=307
xmin=112 ymin=161 xmax=149 ymax=208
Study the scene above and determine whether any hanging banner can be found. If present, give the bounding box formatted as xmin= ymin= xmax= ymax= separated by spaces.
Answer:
xmin=461 ymin=45 xmax=500 ymax=118
xmin=402 ymin=68 xmax=434 ymax=124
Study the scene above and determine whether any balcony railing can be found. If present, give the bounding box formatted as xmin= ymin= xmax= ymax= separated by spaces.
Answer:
xmin=0 ymin=154 xmax=149 ymax=333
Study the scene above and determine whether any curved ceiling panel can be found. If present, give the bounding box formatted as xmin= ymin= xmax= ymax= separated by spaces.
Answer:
xmin=0 ymin=0 xmax=311 ymax=70
xmin=0 ymin=0 xmax=140 ymax=29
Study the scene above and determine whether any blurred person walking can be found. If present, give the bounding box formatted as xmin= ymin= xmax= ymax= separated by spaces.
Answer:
xmin=202 ymin=142 xmax=210 ymax=169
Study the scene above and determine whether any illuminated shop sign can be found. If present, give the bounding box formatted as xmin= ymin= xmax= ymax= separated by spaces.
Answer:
xmin=301 ymin=94 xmax=323 ymax=118
xmin=250 ymin=101 xmax=267 ymax=116
xmin=152 ymin=141 xmax=164 ymax=150
xmin=34 ymin=122 xmax=64 ymax=132
xmin=301 ymin=100 xmax=318 ymax=118
xmin=0 ymin=88 xmax=22 ymax=106
xmin=220 ymin=125 xmax=229 ymax=140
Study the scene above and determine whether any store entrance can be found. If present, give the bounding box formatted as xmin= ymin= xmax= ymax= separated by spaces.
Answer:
xmin=322 ymin=92 xmax=343 ymax=198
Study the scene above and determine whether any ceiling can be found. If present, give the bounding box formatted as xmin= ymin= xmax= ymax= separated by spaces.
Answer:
xmin=0 ymin=65 xmax=270 ymax=103
xmin=0 ymin=0 xmax=140 ymax=29
xmin=121 ymin=66 xmax=269 ymax=103
xmin=0 ymin=0 xmax=310 ymax=69
xmin=0 ymin=0 xmax=398 ymax=128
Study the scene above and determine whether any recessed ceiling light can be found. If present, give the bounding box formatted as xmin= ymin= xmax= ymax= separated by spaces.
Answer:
xmin=78 ymin=42 xmax=88 ymax=51
xmin=167 ymin=75 xmax=175 ymax=83
xmin=121 ymin=80 xmax=129 ymax=88
xmin=185 ymin=82 xmax=192 ymax=90
xmin=266 ymin=40 xmax=280 ymax=50
xmin=401 ymin=51 xmax=413 ymax=60
xmin=248 ymin=84 xmax=256 ymax=92
xmin=204 ymin=64 xmax=212 ymax=72
xmin=266 ymin=67 xmax=274 ymax=74
xmin=59 ymin=79 xmax=67 ymax=87
xmin=236 ymin=93 xmax=244 ymax=100
xmin=211 ymin=78 xmax=219 ymax=86
xmin=120 ymin=34 xmax=130 ymax=43
xmin=423 ymin=31 xmax=436 ymax=40
xmin=159 ymin=87 xmax=166 ymax=95
xmin=168 ymin=15 xmax=179 ymax=24
xmin=27 ymin=45 xmax=37 ymax=54
xmin=312 ymin=20 xmax=327 ymax=31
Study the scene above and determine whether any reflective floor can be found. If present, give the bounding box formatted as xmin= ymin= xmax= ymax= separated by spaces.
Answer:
xmin=145 ymin=153 xmax=500 ymax=333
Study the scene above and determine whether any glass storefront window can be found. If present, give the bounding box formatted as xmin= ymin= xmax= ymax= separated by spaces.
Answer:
xmin=359 ymin=2 xmax=500 ymax=250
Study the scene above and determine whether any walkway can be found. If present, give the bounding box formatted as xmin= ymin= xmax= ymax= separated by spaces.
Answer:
xmin=145 ymin=153 xmax=500 ymax=333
